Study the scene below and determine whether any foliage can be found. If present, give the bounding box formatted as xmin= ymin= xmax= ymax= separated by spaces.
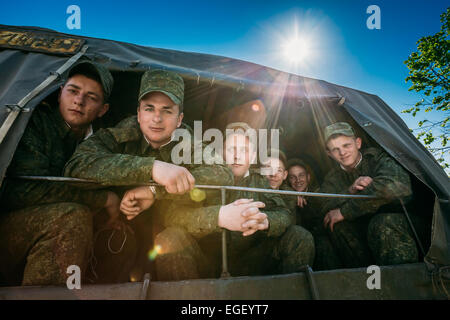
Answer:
xmin=403 ymin=7 xmax=450 ymax=171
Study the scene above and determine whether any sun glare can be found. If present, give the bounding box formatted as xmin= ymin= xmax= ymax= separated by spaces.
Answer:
xmin=283 ymin=36 xmax=311 ymax=63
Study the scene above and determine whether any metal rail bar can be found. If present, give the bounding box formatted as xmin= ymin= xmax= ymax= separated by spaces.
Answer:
xmin=0 ymin=45 xmax=89 ymax=145
xmin=11 ymin=175 xmax=378 ymax=200
xmin=220 ymin=188 xmax=231 ymax=278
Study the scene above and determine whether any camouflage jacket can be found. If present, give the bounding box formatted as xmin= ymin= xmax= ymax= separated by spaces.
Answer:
xmin=1 ymin=103 xmax=108 ymax=212
xmin=320 ymin=147 xmax=412 ymax=221
xmin=162 ymin=168 xmax=294 ymax=239
xmin=278 ymin=181 xmax=298 ymax=223
xmin=64 ymin=115 xmax=234 ymax=202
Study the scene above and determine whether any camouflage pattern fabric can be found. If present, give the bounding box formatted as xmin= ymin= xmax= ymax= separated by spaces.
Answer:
xmin=0 ymin=202 xmax=93 ymax=286
xmin=278 ymin=181 xmax=298 ymax=224
xmin=0 ymin=103 xmax=134 ymax=286
xmin=1 ymin=103 xmax=109 ymax=212
xmin=278 ymin=182 xmax=341 ymax=271
xmin=320 ymin=147 xmax=418 ymax=266
xmin=293 ymin=194 xmax=343 ymax=271
xmin=64 ymin=115 xmax=233 ymax=195
xmin=64 ymin=115 xmax=234 ymax=281
xmin=138 ymin=69 xmax=184 ymax=106
xmin=320 ymin=148 xmax=413 ymax=221
xmin=154 ymin=170 xmax=315 ymax=280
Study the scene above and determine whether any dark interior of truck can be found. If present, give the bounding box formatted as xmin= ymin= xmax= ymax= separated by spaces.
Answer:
xmin=37 ymin=69 xmax=434 ymax=276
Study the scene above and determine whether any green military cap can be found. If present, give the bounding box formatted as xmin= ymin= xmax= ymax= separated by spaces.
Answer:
xmin=68 ymin=61 xmax=114 ymax=101
xmin=324 ymin=122 xmax=355 ymax=142
xmin=138 ymin=69 xmax=185 ymax=106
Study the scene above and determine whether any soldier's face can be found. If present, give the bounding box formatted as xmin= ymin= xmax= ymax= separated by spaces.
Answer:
xmin=326 ymin=135 xmax=362 ymax=170
xmin=224 ymin=133 xmax=256 ymax=179
xmin=288 ymin=165 xmax=310 ymax=192
xmin=137 ymin=91 xmax=183 ymax=149
xmin=261 ymin=157 xmax=287 ymax=189
xmin=59 ymin=74 xmax=109 ymax=129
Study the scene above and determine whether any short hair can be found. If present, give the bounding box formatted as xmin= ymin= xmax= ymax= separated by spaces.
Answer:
xmin=66 ymin=62 xmax=112 ymax=103
xmin=265 ymin=148 xmax=288 ymax=169
xmin=287 ymin=158 xmax=310 ymax=173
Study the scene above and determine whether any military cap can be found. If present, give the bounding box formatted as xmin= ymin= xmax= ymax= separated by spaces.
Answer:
xmin=68 ymin=61 xmax=114 ymax=102
xmin=324 ymin=122 xmax=355 ymax=142
xmin=138 ymin=70 xmax=185 ymax=106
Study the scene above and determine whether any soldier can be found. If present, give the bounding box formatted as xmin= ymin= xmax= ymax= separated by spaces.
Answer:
xmin=154 ymin=123 xmax=315 ymax=280
xmin=64 ymin=69 xmax=253 ymax=280
xmin=260 ymin=149 xmax=297 ymax=222
xmin=0 ymin=61 xmax=129 ymax=286
xmin=320 ymin=122 xmax=418 ymax=267
xmin=287 ymin=158 xmax=341 ymax=270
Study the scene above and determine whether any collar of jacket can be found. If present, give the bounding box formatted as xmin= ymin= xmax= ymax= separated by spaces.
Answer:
xmin=113 ymin=115 xmax=194 ymax=161
xmin=46 ymin=102 xmax=71 ymax=140
xmin=340 ymin=151 xmax=363 ymax=172
xmin=45 ymin=102 xmax=93 ymax=141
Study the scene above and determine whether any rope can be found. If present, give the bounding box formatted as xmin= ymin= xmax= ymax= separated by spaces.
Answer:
xmin=87 ymin=227 xmax=128 ymax=283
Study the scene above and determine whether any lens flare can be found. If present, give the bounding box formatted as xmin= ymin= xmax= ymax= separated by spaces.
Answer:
xmin=148 ymin=245 xmax=162 ymax=261
xmin=190 ymin=188 xmax=206 ymax=202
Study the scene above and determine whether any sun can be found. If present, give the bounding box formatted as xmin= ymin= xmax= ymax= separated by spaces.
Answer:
xmin=282 ymin=36 xmax=312 ymax=64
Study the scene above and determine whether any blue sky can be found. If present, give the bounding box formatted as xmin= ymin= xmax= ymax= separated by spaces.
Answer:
xmin=1 ymin=0 xmax=448 ymax=139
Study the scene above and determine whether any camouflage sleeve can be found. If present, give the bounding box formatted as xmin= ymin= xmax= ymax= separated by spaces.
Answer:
xmin=258 ymin=180 xmax=294 ymax=237
xmin=281 ymin=194 xmax=299 ymax=224
xmin=3 ymin=119 xmax=108 ymax=211
xmin=161 ymin=200 xmax=223 ymax=239
xmin=64 ymin=128 xmax=154 ymax=186
xmin=149 ymin=144 xmax=234 ymax=202
xmin=319 ymin=172 xmax=349 ymax=216
xmin=339 ymin=153 xmax=412 ymax=220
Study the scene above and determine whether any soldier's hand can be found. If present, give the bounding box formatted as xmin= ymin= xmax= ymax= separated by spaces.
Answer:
xmin=218 ymin=199 xmax=265 ymax=232
xmin=152 ymin=160 xmax=195 ymax=194
xmin=240 ymin=200 xmax=269 ymax=236
xmin=241 ymin=214 xmax=269 ymax=236
xmin=349 ymin=176 xmax=373 ymax=194
xmin=323 ymin=209 xmax=345 ymax=232
xmin=297 ymin=196 xmax=308 ymax=208
xmin=120 ymin=186 xmax=155 ymax=220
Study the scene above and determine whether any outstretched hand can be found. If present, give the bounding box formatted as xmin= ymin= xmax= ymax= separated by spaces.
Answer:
xmin=349 ymin=176 xmax=373 ymax=194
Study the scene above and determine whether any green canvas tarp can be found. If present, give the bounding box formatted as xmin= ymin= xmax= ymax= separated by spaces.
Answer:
xmin=0 ymin=24 xmax=448 ymax=283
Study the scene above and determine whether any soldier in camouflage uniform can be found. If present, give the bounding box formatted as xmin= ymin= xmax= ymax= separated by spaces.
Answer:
xmin=287 ymin=158 xmax=342 ymax=270
xmin=320 ymin=122 xmax=418 ymax=267
xmin=260 ymin=149 xmax=297 ymax=221
xmin=154 ymin=124 xmax=314 ymax=280
xmin=64 ymin=69 xmax=239 ymax=280
xmin=0 ymin=61 xmax=135 ymax=286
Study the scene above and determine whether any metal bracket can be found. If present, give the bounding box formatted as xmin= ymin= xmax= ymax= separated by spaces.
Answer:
xmin=129 ymin=60 xmax=140 ymax=68
xmin=5 ymin=104 xmax=30 ymax=113
xmin=139 ymin=273 xmax=151 ymax=300
xmin=299 ymin=265 xmax=320 ymax=300
xmin=49 ymin=71 xmax=62 ymax=80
